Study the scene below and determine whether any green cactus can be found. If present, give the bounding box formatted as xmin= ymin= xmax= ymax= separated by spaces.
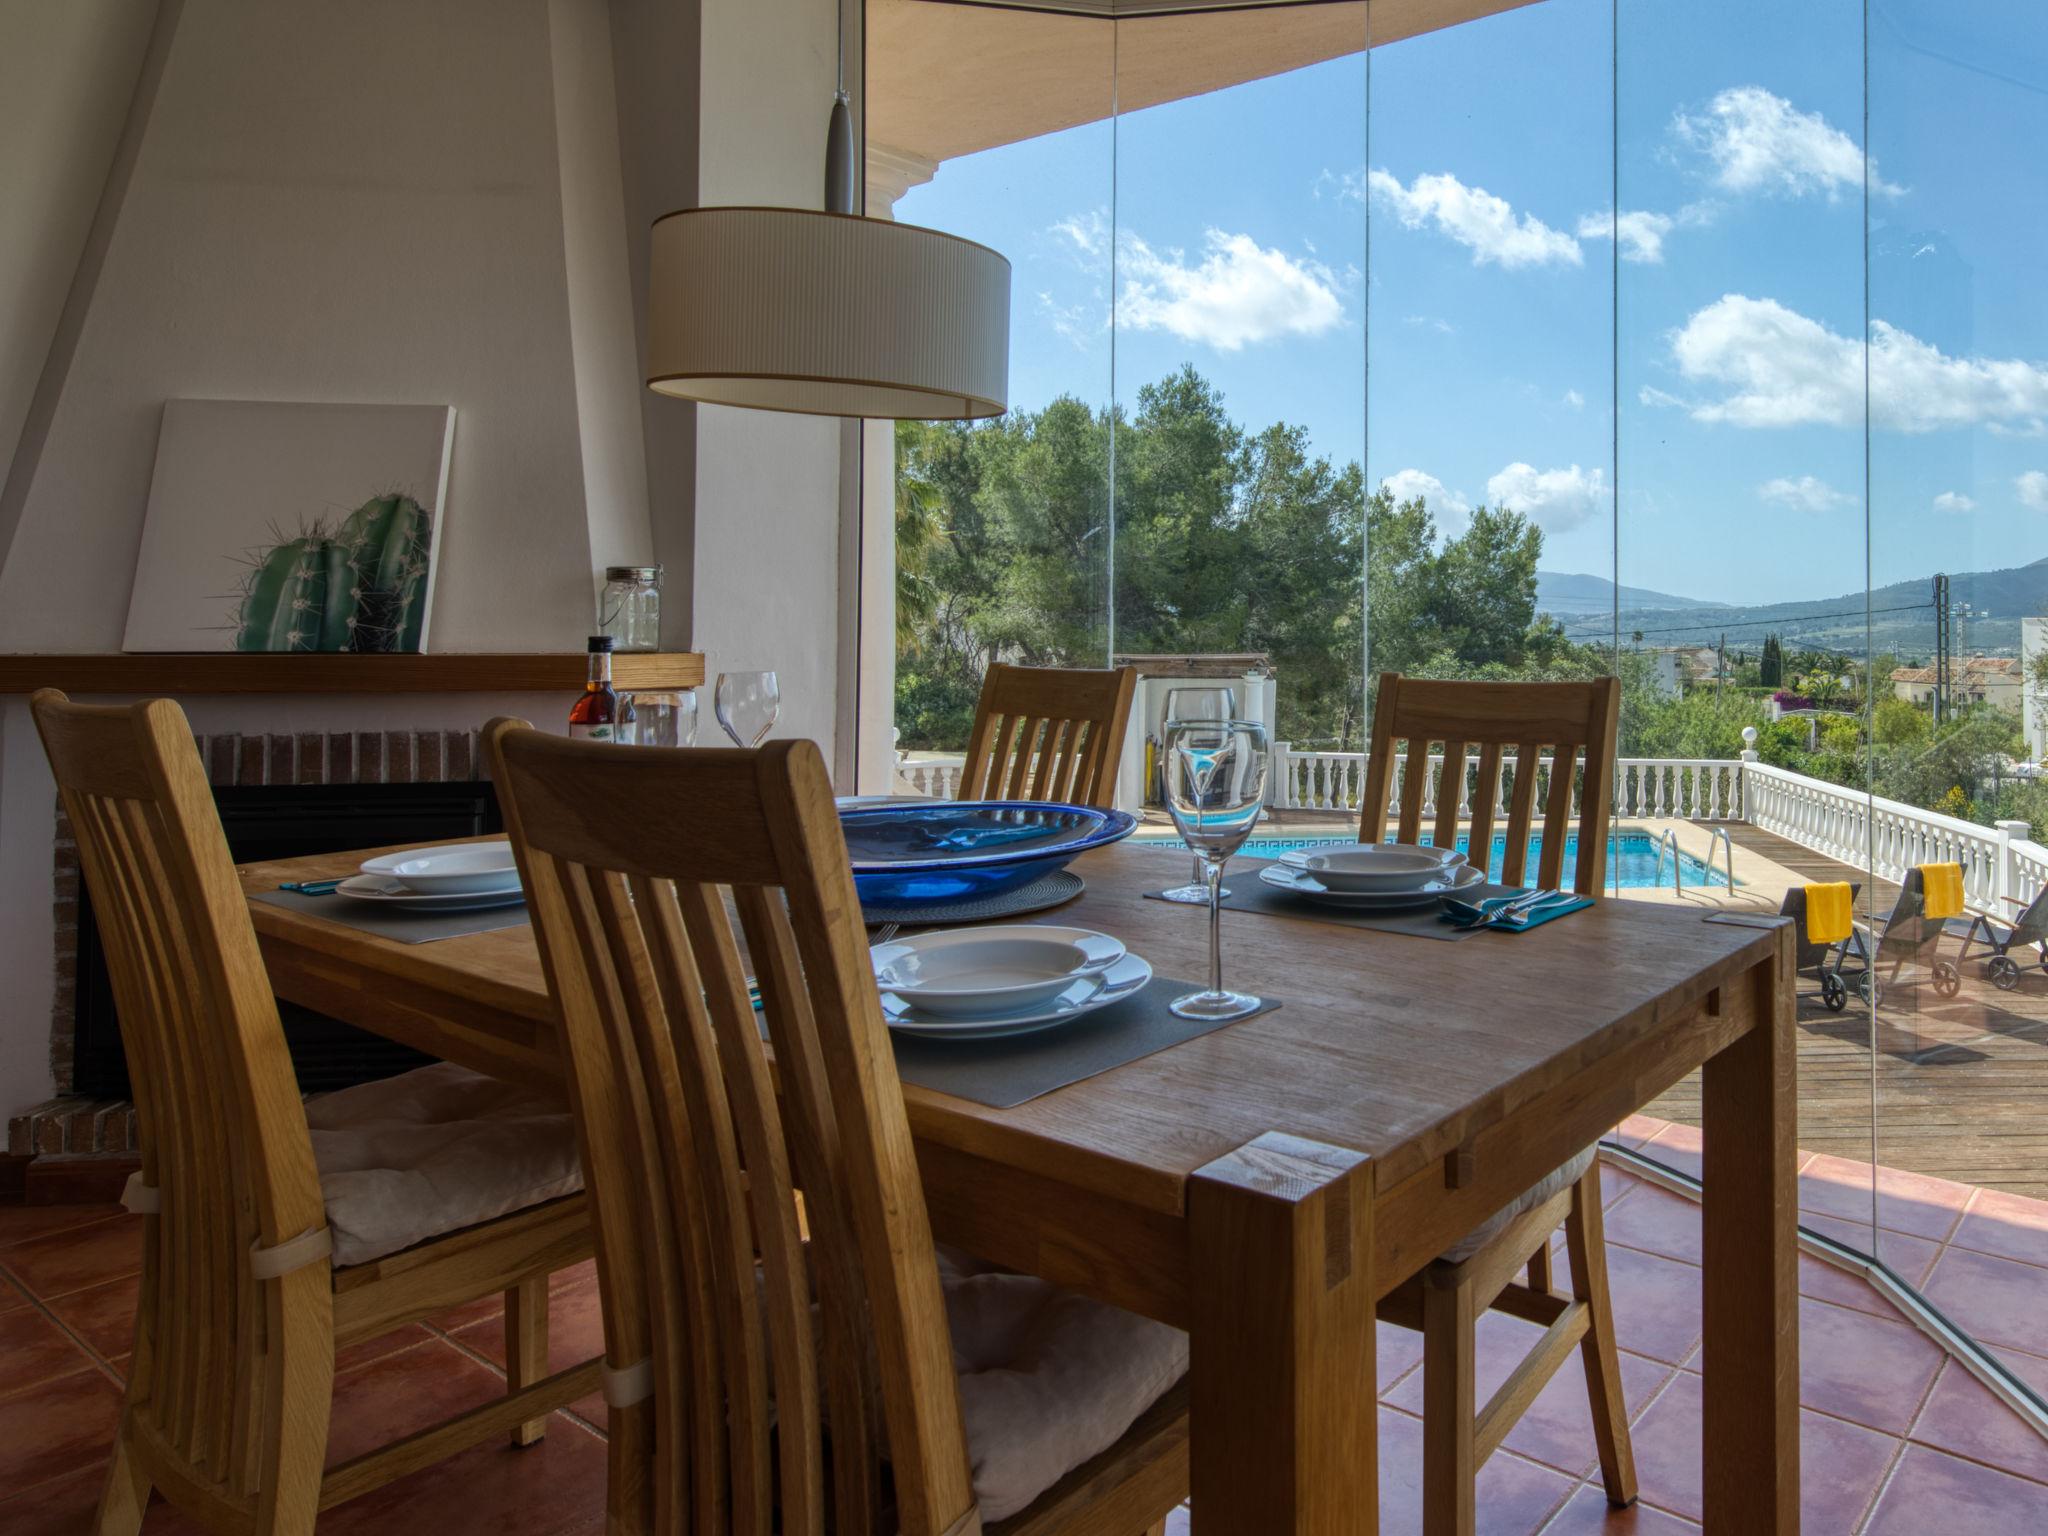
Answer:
xmin=228 ymin=492 xmax=434 ymax=653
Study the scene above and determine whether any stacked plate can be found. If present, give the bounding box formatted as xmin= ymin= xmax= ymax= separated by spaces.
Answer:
xmin=871 ymin=925 xmax=1151 ymax=1039
xmin=1258 ymin=842 xmax=1483 ymax=911
xmin=333 ymin=842 xmax=526 ymax=912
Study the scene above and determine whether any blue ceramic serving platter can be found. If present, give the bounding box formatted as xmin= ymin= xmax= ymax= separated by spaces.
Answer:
xmin=841 ymin=800 xmax=1137 ymax=904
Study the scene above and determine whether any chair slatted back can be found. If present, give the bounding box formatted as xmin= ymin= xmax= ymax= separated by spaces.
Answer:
xmin=486 ymin=725 xmax=975 ymax=1536
xmin=957 ymin=663 xmax=1137 ymax=808
xmin=1358 ymin=673 xmax=1622 ymax=897
xmin=28 ymin=690 xmax=328 ymax=1508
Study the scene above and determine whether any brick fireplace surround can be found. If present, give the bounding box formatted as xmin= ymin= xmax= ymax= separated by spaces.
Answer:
xmin=8 ymin=725 xmax=487 ymax=1158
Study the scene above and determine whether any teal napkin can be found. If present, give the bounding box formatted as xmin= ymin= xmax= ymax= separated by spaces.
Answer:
xmin=1442 ymin=893 xmax=1594 ymax=932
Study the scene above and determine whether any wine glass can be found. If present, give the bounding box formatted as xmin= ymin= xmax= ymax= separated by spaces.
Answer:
xmin=1161 ymin=720 xmax=1269 ymax=1021
xmin=1158 ymin=686 xmax=1240 ymax=904
xmin=715 ymin=670 xmax=779 ymax=747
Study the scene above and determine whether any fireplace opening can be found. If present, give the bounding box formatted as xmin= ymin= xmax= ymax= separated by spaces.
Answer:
xmin=69 ymin=780 xmax=504 ymax=1098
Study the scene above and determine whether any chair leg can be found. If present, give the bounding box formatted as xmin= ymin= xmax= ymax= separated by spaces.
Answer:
xmin=92 ymin=1418 xmax=152 ymax=1536
xmin=1527 ymin=1240 xmax=1556 ymax=1295
xmin=1421 ymin=1268 xmax=1478 ymax=1536
xmin=506 ymin=1276 xmax=551 ymax=1447
xmin=1563 ymin=1167 xmax=1638 ymax=1508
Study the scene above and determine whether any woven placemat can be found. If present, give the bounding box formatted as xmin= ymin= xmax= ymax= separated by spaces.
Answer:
xmin=861 ymin=870 xmax=1084 ymax=928
xmin=1144 ymin=861 xmax=1582 ymax=943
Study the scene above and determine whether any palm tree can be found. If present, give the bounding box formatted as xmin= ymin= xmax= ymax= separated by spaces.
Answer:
xmin=895 ymin=429 xmax=947 ymax=656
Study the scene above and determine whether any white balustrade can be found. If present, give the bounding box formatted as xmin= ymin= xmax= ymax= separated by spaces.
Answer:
xmin=1269 ymin=746 xmax=1743 ymax=825
xmin=894 ymin=756 xmax=964 ymax=798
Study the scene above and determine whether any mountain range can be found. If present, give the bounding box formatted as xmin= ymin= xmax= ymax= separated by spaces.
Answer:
xmin=1534 ymin=562 xmax=2048 ymax=659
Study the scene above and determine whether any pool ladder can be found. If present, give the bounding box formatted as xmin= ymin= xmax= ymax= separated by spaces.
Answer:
xmin=1651 ymin=825 xmax=1735 ymax=893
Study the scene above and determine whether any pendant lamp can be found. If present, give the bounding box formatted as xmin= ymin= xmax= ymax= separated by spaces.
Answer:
xmin=644 ymin=31 xmax=1010 ymax=420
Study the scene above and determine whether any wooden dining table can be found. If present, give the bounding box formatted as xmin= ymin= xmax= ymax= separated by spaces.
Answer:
xmin=239 ymin=838 xmax=1799 ymax=1534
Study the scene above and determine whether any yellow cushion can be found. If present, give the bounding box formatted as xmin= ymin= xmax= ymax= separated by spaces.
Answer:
xmin=1805 ymin=883 xmax=1854 ymax=946
xmin=1919 ymin=863 xmax=1965 ymax=921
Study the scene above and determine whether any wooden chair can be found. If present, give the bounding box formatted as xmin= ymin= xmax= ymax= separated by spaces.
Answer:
xmin=957 ymin=663 xmax=1138 ymax=807
xmin=29 ymin=691 xmax=599 ymax=1536
xmin=485 ymin=721 xmax=1187 ymax=1536
xmin=1359 ymin=673 xmax=1636 ymax=1535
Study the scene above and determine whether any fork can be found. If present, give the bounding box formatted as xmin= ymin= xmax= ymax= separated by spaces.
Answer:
xmin=868 ymin=922 xmax=901 ymax=946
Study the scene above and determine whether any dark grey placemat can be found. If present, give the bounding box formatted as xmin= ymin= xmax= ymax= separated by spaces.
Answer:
xmin=861 ymin=870 xmax=1083 ymax=927
xmin=1144 ymin=861 xmax=1563 ymax=943
xmin=890 ymin=977 xmax=1280 ymax=1108
xmin=250 ymin=887 xmax=531 ymax=944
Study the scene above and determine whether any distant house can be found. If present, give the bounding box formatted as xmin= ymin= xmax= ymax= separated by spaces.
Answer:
xmin=1890 ymin=656 xmax=2023 ymax=711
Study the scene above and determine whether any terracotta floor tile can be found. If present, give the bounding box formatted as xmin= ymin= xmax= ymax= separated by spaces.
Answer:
xmin=1908 ymin=1358 xmax=2048 ymax=1486
xmin=334 ymin=1323 xmax=438 ymax=1375
xmin=324 ymin=1338 xmax=512 ymax=1467
xmin=1537 ymin=1483 xmax=1701 ymax=1533
xmin=1599 ymin=1245 xmax=1702 ymax=1366
xmin=451 ymin=1270 xmax=605 ymax=1375
xmin=1375 ymin=1404 xmax=1576 ymax=1534
xmin=427 ymin=1259 xmax=596 ymax=1336
xmin=1376 ymin=1319 xmax=1426 ymax=1394
xmin=1610 ymin=1115 xmax=1672 ymax=1151
xmin=0 ymin=1273 xmax=28 ymax=1314
xmin=0 ymin=1365 xmax=122 ymax=1497
xmin=1952 ymin=1187 xmax=2048 ymax=1269
xmin=1601 ymin=1186 xmax=1702 ymax=1267
xmin=0 ymin=1301 xmax=97 ymax=1395
xmin=1788 ymin=1297 xmax=1944 ymax=1435
xmin=1796 ymin=1252 xmax=1910 ymax=1322
xmin=1626 ymin=1372 xmax=1899 ymax=1532
xmin=0 ymin=1214 xmax=143 ymax=1300
xmin=311 ymin=1416 xmax=608 ymax=1536
xmin=1862 ymin=1444 xmax=2048 ymax=1533
xmin=44 ymin=1272 xmax=139 ymax=1363
xmin=0 ymin=1203 xmax=125 ymax=1251
xmin=1164 ymin=1504 xmax=1190 ymax=1536
xmin=1799 ymin=1211 xmax=1942 ymax=1287
xmin=1799 ymin=1154 xmax=1971 ymax=1243
xmin=1921 ymin=1245 xmax=2048 ymax=1354
xmin=1991 ymin=1344 xmax=2048 ymax=1396
xmin=0 ymin=1463 xmax=107 ymax=1536
xmin=1383 ymin=1311 xmax=1671 ymax=1480
xmin=1636 ymin=1123 xmax=1702 ymax=1182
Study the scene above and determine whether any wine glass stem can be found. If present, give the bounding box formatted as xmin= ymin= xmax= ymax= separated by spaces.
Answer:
xmin=1189 ymin=853 xmax=1204 ymax=887
xmin=1206 ymin=856 xmax=1224 ymax=997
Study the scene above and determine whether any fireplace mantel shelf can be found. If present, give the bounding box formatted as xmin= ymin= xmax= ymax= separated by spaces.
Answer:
xmin=0 ymin=651 xmax=706 ymax=695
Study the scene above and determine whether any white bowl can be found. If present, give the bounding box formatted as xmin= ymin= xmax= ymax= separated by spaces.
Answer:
xmin=872 ymin=925 xmax=1125 ymax=1019
xmin=1285 ymin=842 xmax=1464 ymax=892
xmin=360 ymin=841 xmax=520 ymax=896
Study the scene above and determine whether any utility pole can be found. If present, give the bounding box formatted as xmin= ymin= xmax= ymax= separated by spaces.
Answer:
xmin=1934 ymin=573 xmax=1952 ymax=726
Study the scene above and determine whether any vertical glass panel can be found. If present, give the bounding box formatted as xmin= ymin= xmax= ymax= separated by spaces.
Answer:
xmin=1365 ymin=0 xmax=1614 ymax=873
xmin=867 ymin=6 xmax=1115 ymax=793
xmin=1617 ymin=0 xmax=1875 ymax=1237
xmin=1111 ymin=5 xmax=1369 ymax=826
xmin=1869 ymin=2 xmax=2048 ymax=1278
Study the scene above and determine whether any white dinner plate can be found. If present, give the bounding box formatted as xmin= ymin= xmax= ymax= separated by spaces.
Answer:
xmin=333 ymin=874 xmax=527 ymax=912
xmin=1258 ymin=859 xmax=1486 ymax=910
xmin=359 ymin=841 xmax=520 ymax=896
xmin=882 ymin=952 xmax=1153 ymax=1039
xmin=871 ymin=925 xmax=1126 ymax=1018
xmin=1279 ymin=842 xmax=1465 ymax=892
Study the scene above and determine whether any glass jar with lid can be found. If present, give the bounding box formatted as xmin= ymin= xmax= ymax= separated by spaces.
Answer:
xmin=598 ymin=566 xmax=662 ymax=652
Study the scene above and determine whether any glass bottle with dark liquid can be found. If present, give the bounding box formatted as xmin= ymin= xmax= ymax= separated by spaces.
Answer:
xmin=568 ymin=635 xmax=622 ymax=741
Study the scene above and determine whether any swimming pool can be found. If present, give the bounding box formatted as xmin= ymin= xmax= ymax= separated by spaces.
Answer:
xmin=1134 ymin=828 xmax=1737 ymax=889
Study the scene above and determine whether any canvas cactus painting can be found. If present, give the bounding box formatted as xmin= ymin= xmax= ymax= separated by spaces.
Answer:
xmin=122 ymin=400 xmax=454 ymax=653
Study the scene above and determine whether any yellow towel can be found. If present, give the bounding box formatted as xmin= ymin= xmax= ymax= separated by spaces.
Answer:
xmin=1804 ymin=883 xmax=1853 ymax=946
xmin=1919 ymin=863 xmax=1965 ymax=921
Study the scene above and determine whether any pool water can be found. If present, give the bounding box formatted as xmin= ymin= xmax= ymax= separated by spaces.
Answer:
xmin=1137 ymin=829 xmax=1736 ymax=889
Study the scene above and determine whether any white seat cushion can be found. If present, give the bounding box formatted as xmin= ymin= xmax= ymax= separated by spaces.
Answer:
xmin=305 ymin=1062 xmax=584 ymax=1268
xmin=1438 ymin=1145 xmax=1598 ymax=1265
xmin=937 ymin=1245 xmax=1187 ymax=1522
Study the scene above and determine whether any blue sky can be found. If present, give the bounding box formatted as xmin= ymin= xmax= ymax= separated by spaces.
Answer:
xmin=890 ymin=0 xmax=2048 ymax=613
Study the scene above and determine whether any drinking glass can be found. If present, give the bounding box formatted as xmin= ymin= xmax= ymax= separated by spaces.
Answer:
xmin=1161 ymin=720 xmax=1269 ymax=1021
xmin=715 ymin=670 xmax=780 ymax=747
xmin=1158 ymin=686 xmax=1240 ymax=903
xmin=625 ymin=688 xmax=697 ymax=748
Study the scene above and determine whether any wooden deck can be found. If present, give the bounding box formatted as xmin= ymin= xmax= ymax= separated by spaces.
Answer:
xmin=1646 ymin=824 xmax=2048 ymax=1199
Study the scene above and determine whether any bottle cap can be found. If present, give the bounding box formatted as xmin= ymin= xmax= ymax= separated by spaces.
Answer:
xmin=587 ymin=635 xmax=616 ymax=652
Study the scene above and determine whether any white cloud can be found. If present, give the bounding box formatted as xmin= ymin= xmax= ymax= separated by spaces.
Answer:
xmin=1638 ymin=385 xmax=1688 ymax=410
xmin=1116 ymin=229 xmax=1343 ymax=351
xmin=1563 ymin=388 xmax=1586 ymax=411
xmin=1578 ymin=208 xmax=1675 ymax=263
xmin=2020 ymin=472 xmax=2048 ymax=512
xmin=1759 ymin=475 xmax=1853 ymax=513
xmin=1366 ymin=169 xmax=1582 ymax=269
xmin=1051 ymin=209 xmax=1109 ymax=262
xmin=1380 ymin=469 xmax=1470 ymax=519
xmin=1405 ymin=314 xmax=1455 ymax=335
xmin=1989 ymin=419 xmax=2048 ymax=439
xmin=1933 ymin=491 xmax=1976 ymax=514
xmin=1036 ymin=291 xmax=1100 ymax=350
xmin=1674 ymin=86 xmax=1898 ymax=199
xmin=1670 ymin=294 xmax=2048 ymax=432
xmin=1485 ymin=462 xmax=1609 ymax=532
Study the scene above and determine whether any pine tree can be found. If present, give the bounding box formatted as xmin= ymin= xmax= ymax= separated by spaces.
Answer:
xmin=1759 ymin=634 xmax=1784 ymax=688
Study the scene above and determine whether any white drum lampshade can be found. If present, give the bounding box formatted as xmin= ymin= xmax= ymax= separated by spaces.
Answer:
xmin=645 ymin=206 xmax=1011 ymax=420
